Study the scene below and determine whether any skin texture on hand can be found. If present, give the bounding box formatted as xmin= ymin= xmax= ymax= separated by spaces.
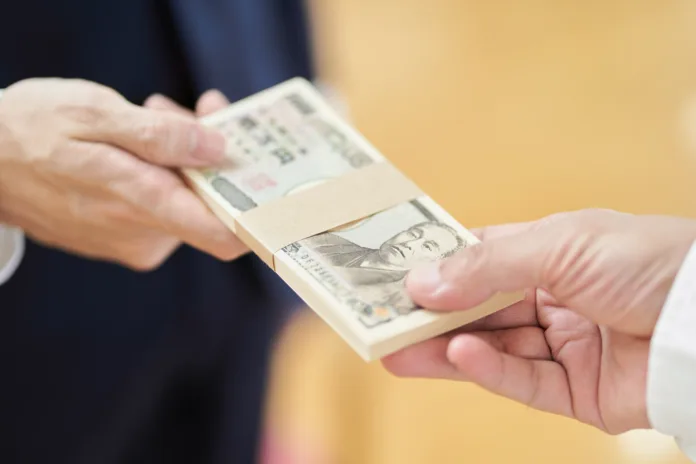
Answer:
xmin=382 ymin=209 xmax=696 ymax=434
xmin=0 ymin=78 xmax=246 ymax=271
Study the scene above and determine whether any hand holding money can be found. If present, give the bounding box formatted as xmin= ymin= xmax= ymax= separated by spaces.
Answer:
xmin=184 ymin=78 xmax=522 ymax=360
xmin=0 ymin=78 xmax=245 ymax=270
xmin=384 ymin=209 xmax=696 ymax=434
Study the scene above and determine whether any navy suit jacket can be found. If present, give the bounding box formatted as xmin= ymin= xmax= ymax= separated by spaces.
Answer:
xmin=0 ymin=1 xmax=313 ymax=463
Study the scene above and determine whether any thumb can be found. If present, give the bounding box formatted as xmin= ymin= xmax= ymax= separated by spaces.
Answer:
xmin=406 ymin=222 xmax=566 ymax=311
xmin=78 ymin=99 xmax=226 ymax=167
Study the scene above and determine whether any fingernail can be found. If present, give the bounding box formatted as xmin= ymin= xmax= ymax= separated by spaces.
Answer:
xmin=190 ymin=126 xmax=226 ymax=163
xmin=407 ymin=262 xmax=444 ymax=296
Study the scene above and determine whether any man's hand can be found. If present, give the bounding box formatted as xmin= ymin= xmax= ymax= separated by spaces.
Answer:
xmin=382 ymin=209 xmax=696 ymax=434
xmin=0 ymin=78 xmax=246 ymax=271
xmin=144 ymin=88 xmax=230 ymax=118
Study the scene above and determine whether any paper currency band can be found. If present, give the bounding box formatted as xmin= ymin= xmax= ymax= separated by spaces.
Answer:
xmin=235 ymin=161 xmax=423 ymax=269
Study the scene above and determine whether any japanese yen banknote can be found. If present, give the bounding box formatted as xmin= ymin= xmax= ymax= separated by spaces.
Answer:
xmin=183 ymin=78 xmax=521 ymax=361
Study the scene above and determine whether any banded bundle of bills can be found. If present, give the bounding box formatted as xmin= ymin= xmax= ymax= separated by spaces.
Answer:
xmin=183 ymin=78 xmax=522 ymax=361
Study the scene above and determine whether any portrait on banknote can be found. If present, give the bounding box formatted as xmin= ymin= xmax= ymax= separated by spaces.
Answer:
xmin=285 ymin=199 xmax=471 ymax=328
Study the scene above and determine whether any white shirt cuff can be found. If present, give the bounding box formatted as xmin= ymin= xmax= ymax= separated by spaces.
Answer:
xmin=0 ymin=226 xmax=24 ymax=285
xmin=648 ymin=240 xmax=696 ymax=462
xmin=0 ymin=90 xmax=24 ymax=285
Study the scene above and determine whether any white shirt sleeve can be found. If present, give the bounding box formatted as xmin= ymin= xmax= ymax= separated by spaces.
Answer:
xmin=0 ymin=226 xmax=24 ymax=285
xmin=648 ymin=240 xmax=696 ymax=461
xmin=0 ymin=89 xmax=23 ymax=286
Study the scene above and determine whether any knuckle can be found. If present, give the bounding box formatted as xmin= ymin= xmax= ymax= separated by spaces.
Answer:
xmin=103 ymin=202 xmax=140 ymax=224
xmin=542 ymin=222 xmax=598 ymax=290
xmin=76 ymin=80 xmax=122 ymax=103
xmin=439 ymin=241 xmax=485 ymax=281
xmin=215 ymin=243 xmax=247 ymax=262
xmin=566 ymin=208 xmax=620 ymax=231
xmin=49 ymin=143 xmax=125 ymax=182
xmin=137 ymin=173 xmax=175 ymax=213
xmin=134 ymin=119 xmax=170 ymax=160
xmin=121 ymin=240 xmax=176 ymax=272
xmin=573 ymin=208 xmax=606 ymax=224
xmin=57 ymin=100 xmax=109 ymax=128
xmin=5 ymin=77 xmax=50 ymax=96
xmin=128 ymin=256 xmax=165 ymax=272
xmin=65 ymin=192 xmax=86 ymax=219
xmin=57 ymin=84 xmax=121 ymax=127
xmin=463 ymin=241 xmax=487 ymax=270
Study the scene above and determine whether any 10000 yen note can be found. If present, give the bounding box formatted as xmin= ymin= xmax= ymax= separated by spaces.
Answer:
xmin=277 ymin=197 xmax=485 ymax=360
xmin=184 ymin=78 xmax=521 ymax=360
xmin=189 ymin=79 xmax=382 ymax=216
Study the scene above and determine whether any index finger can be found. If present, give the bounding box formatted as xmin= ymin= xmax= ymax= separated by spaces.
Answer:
xmin=83 ymin=139 xmax=247 ymax=261
xmin=70 ymin=95 xmax=227 ymax=168
xmin=160 ymin=177 xmax=249 ymax=261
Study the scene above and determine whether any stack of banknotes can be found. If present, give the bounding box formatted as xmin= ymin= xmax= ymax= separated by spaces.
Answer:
xmin=183 ymin=78 xmax=522 ymax=361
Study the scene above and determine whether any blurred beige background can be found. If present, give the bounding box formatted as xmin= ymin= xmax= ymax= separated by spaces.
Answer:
xmin=263 ymin=1 xmax=696 ymax=463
